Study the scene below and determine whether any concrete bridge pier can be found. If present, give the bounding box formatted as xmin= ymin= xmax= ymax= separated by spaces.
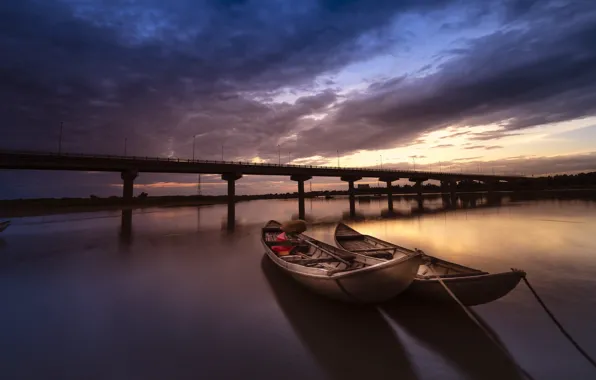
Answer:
xmin=120 ymin=170 xmax=138 ymax=200
xmin=449 ymin=179 xmax=458 ymax=197
xmin=440 ymin=180 xmax=450 ymax=194
xmin=291 ymin=175 xmax=312 ymax=220
xmin=341 ymin=176 xmax=361 ymax=218
xmin=222 ymin=173 xmax=243 ymax=230
xmin=485 ymin=179 xmax=499 ymax=194
xmin=380 ymin=176 xmax=399 ymax=211
xmin=409 ymin=178 xmax=428 ymax=197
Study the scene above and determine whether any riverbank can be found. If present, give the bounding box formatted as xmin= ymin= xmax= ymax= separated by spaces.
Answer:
xmin=1 ymin=188 xmax=595 ymax=218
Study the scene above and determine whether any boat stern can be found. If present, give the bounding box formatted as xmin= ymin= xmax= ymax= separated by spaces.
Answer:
xmin=336 ymin=254 xmax=423 ymax=304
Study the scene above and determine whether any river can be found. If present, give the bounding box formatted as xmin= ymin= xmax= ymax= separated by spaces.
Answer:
xmin=1 ymin=193 xmax=595 ymax=379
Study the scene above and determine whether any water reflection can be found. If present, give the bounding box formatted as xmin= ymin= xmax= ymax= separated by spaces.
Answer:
xmin=115 ymin=193 xmax=511 ymax=238
xmin=2 ymin=192 xmax=596 ymax=379
xmin=119 ymin=209 xmax=133 ymax=248
xmin=381 ymin=298 xmax=524 ymax=380
xmin=341 ymin=209 xmax=365 ymax=221
xmin=261 ymin=256 xmax=419 ymax=380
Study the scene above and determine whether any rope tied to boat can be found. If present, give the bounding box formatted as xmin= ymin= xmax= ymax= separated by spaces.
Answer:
xmin=416 ymin=249 xmax=535 ymax=380
xmin=417 ymin=245 xmax=596 ymax=378
xmin=514 ymin=268 xmax=596 ymax=370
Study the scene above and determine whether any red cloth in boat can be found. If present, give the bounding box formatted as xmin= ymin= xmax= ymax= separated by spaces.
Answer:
xmin=271 ymin=232 xmax=297 ymax=256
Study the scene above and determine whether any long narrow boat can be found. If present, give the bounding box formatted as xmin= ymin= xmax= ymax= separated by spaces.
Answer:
xmin=0 ymin=220 xmax=10 ymax=233
xmin=261 ymin=220 xmax=422 ymax=303
xmin=334 ymin=223 xmax=525 ymax=306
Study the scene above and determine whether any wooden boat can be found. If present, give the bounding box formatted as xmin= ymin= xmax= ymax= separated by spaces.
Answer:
xmin=334 ymin=223 xmax=525 ymax=306
xmin=261 ymin=220 xmax=422 ymax=303
xmin=0 ymin=220 xmax=10 ymax=233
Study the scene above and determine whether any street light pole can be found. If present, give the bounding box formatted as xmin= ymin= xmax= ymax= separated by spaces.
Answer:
xmin=58 ymin=121 xmax=63 ymax=154
xmin=192 ymin=135 xmax=196 ymax=160
xmin=278 ymin=145 xmax=280 ymax=165
xmin=124 ymin=137 xmax=127 ymax=156
xmin=337 ymin=150 xmax=340 ymax=168
xmin=221 ymin=145 xmax=224 ymax=161
xmin=380 ymin=155 xmax=383 ymax=169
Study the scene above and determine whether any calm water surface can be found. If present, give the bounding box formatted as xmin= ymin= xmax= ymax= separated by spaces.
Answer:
xmin=1 ymin=194 xmax=596 ymax=379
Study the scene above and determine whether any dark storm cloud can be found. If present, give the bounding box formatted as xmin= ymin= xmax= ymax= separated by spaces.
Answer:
xmin=0 ymin=0 xmax=463 ymax=160
xmin=299 ymin=0 xmax=596 ymax=157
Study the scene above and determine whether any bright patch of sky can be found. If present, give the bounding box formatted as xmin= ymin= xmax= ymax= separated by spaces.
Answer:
xmin=309 ymin=116 xmax=596 ymax=174
xmin=269 ymin=4 xmax=502 ymax=108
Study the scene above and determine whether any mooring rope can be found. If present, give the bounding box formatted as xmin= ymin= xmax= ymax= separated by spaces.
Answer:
xmin=419 ymin=253 xmax=535 ymax=380
xmin=516 ymin=269 xmax=596 ymax=369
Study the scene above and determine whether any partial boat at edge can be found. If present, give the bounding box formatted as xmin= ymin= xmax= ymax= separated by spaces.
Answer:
xmin=334 ymin=223 xmax=525 ymax=306
xmin=0 ymin=221 xmax=10 ymax=233
xmin=261 ymin=220 xmax=422 ymax=304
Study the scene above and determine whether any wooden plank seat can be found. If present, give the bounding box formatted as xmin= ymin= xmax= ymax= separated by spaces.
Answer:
xmin=281 ymin=256 xmax=342 ymax=265
xmin=351 ymin=247 xmax=396 ymax=253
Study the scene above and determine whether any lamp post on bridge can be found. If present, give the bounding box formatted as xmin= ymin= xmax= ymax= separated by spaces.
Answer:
xmin=58 ymin=121 xmax=63 ymax=154
xmin=278 ymin=145 xmax=280 ymax=165
xmin=337 ymin=150 xmax=340 ymax=168
xmin=192 ymin=135 xmax=197 ymax=160
xmin=124 ymin=137 xmax=127 ymax=156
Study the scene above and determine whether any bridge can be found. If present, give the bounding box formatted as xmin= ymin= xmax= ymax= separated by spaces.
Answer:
xmin=0 ymin=150 xmax=528 ymax=227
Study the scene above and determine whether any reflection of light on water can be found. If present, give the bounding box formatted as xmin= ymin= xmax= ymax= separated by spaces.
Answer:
xmin=343 ymin=202 xmax=596 ymax=275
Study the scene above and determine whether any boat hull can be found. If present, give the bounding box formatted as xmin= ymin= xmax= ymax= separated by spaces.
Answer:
xmin=334 ymin=223 xmax=525 ymax=306
xmin=404 ymin=271 xmax=525 ymax=306
xmin=262 ymin=240 xmax=422 ymax=304
xmin=0 ymin=221 xmax=10 ymax=233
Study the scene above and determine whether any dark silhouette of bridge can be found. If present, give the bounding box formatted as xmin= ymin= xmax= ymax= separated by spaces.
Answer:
xmin=0 ymin=150 xmax=529 ymax=228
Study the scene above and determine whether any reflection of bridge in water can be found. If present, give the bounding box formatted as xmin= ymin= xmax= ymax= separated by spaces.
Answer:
xmin=302 ymin=193 xmax=509 ymax=226
xmin=118 ymin=193 xmax=509 ymax=242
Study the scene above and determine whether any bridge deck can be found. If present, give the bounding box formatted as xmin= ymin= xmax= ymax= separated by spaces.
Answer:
xmin=0 ymin=150 xmax=527 ymax=181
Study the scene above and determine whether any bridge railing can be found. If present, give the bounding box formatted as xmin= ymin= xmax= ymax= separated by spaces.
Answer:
xmin=0 ymin=149 xmax=525 ymax=178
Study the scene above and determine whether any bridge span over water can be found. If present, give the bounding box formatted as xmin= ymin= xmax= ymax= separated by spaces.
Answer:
xmin=0 ymin=150 xmax=529 ymax=226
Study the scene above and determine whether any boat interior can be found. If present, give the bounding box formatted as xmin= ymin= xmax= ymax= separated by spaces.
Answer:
xmin=336 ymin=224 xmax=486 ymax=279
xmin=263 ymin=222 xmax=380 ymax=273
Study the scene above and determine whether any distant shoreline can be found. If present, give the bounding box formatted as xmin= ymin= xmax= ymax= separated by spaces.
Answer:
xmin=0 ymin=192 xmax=328 ymax=218
xmin=1 ymin=187 xmax=595 ymax=218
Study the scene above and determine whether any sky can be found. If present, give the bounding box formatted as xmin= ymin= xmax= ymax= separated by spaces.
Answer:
xmin=1 ymin=0 xmax=596 ymax=198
